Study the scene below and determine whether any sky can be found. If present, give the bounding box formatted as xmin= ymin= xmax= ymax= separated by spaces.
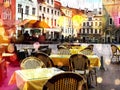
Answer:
xmin=59 ymin=0 xmax=102 ymax=10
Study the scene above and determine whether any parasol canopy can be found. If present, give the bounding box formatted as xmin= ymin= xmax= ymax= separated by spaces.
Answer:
xmin=24 ymin=20 xmax=37 ymax=28
xmin=33 ymin=20 xmax=50 ymax=28
xmin=18 ymin=19 xmax=30 ymax=26
xmin=72 ymin=14 xmax=86 ymax=29
xmin=57 ymin=16 xmax=68 ymax=27
xmin=18 ymin=19 xmax=50 ymax=28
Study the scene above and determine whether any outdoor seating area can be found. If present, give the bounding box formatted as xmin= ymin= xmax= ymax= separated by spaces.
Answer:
xmin=0 ymin=43 xmax=120 ymax=90
xmin=1 ymin=0 xmax=120 ymax=90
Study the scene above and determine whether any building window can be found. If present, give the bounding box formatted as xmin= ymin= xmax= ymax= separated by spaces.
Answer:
xmin=87 ymin=22 xmax=89 ymax=26
xmin=99 ymin=11 xmax=101 ymax=14
xmin=95 ymin=29 xmax=97 ymax=34
xmin=18 ymin=4 xmax=22 ymax=13
xmin=29 ymin=0 xmax=31 ymax=1
xmin=51 ymin=9 xmax=53 ymax=14
xmin=51 ymin=0 xmax=53 ymax=4
xmin=32 ymin=8 xmax=35 ymax=15
xmin=91 ymin=29 xmax=93 ymax=34
xmin=25 ymin=6 xmax=29 ymax=15
xmin=42 ymin=14 xmax=45 ymax=19
xmin=4 ymin=0 xmax=11 ymax=6
xmin=87 ymin=29 xmax=89 ymax=33
xmin=83 ymin=22 xmax=85 ymax=26
xmin=51 ymin=18 xmax=53 ymax=26
xmin=95 ymin=22 xmax=97 ymax=26
xmin=83 ymin=28 xmax=85 ymax=34
xmin=47 ymin=0 xmax=49 ymax=4
xmin=79 ymin=29 xmax=81 ymax=33
xmin=55 ymin=11 xmax=57 ymax=15
xmin=3 ymin=0 xmax=11 ymax=3
xmin=88 ymin=17 xmax=92 ymax=21
xmin=3 ymin=9 xmax=11 ymax=20
xmin=39 ymin=6 xmax=42 ymax=11
xmin=43 ymin=7 xmax=46 ymax=12
xmin=39 ymin=16 xmax=41 ymax=20
xmin=58 ymin=11 xmax=59 ymax=16
xmin=99 ymin=29 xmax=101 ymax=34
xmin=109 ymin=18 xmax=112 ymax=25
xmin=99 ymin=22 xmax=102 ymax=26
xmin=47 ymin=8 xmax=49 ymax=13
xmin=54 ymin=19 xmax=56 ymax=26
xmin=91 ymin=22 xmax=93 ymax=26
xmin=81 ymin=29 xmax=83 ymax=33
xmin=47 ymin=17 xmax=49 ymax=25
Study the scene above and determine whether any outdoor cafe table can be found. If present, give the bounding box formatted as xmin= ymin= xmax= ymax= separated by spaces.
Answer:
xmin=50 ymin=54 xmax=101 ymax=68
xmin=9 ymin=67 xmax=64 ymax=90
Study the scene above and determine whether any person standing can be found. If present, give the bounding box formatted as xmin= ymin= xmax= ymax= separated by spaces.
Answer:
xmin=23 ymin=31 xmax=30 ymax=40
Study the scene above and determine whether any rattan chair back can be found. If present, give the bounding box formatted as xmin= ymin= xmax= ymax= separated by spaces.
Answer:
xmin=34 ymin=52 xmax=54 ymax=67
xmin=69 ymin=54 xmax=90 ymax=71
xmin=20 ymin=56 xmax=46 ymax=69
xmin=86 ymin=45 xmax=94 ymax=51
xmin=80 ymin=49 xmax=93 ymax=55
xmin=58 ymin=49 xmax=71 ymax=55
xmin=111 ymin=44 xmax=120 ymax=63
xmin=43 ymin=72 xmax=87 ymax=90
xmin=111 ymin=44 xmax=119 ymax=54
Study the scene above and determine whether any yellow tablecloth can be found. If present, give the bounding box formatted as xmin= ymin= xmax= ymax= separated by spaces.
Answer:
xmin=9 ymin=68 xmax=64 ymax=90
xmin=117 ymin=46 xmax=120 ymax=51
xmin=50 ymin=54 xmax=101 ymax=68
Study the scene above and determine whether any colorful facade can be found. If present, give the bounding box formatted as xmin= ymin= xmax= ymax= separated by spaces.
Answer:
xmin=0 ymin=0 xmax=16 ymax=43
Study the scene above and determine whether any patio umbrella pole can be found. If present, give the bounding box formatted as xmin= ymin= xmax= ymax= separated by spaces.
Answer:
xmin=100 ymin=56 xmax=106 ymax=71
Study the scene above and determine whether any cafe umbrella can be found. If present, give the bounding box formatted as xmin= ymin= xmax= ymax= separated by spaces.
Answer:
xmin=32 ymin=20 xmax=50 ymax=34
xmin=72 ymin=14 xmax=86 ymax=30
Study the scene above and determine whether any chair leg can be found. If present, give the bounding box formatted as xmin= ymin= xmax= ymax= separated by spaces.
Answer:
xmin=111 ymin=55 xmax=118 ymax=63
xmin=95 ymin=74 xmax=97 ymax=86
xmin=94 ymin=69 xmax=97 ymax=86
xmin=89 ymin=69 xmax=97 ymax=86
xmin=111 ymin=57 xmax=113 ymax=63
xmin=117 ymin=56 xmax=120 ymax=63
xmin=85 ymin=82 xmax=88 ymax=90
xmin=82 ymin=82 xmax=88 ymax=90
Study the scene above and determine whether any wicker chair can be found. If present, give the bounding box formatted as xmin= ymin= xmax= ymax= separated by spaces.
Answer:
xmin=111 ymin=44 xmax=120 ymax=63
xmin=69 ymin=54 xmax=90 ymax=75
xmin=34 ymin=52 xmax=54 ymax=67
xmin=20 ymin=56 xmax=46 ymax=69
xmin=57 ymin=45 xmax=67 ymax=49
xmin=43 ymin=72 xmax=88 ymax=90
xmin=58 ymin=49 xmax=71 ymax=55
xmin=85 ymin=45 xmax=94 ymax=51
xmin=69 ymin=54 xmax=97 ymax=87
xmin=79 ymin=49 xmax=97 ymax=86
xmin=80 ymin=48 xmax=93 ymax=55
